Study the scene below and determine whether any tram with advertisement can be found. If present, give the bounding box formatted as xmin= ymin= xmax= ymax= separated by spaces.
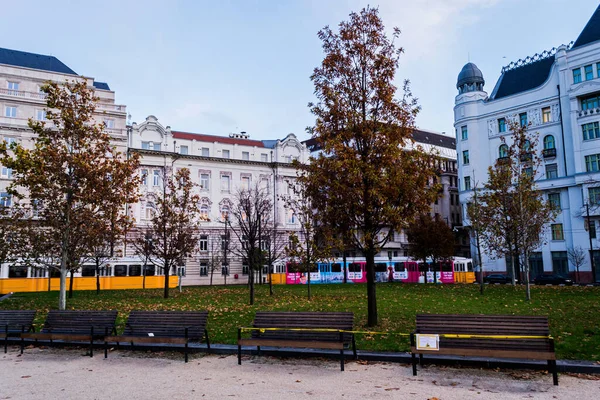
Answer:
xmin=282 ymin=256 xmax=474 ymax=285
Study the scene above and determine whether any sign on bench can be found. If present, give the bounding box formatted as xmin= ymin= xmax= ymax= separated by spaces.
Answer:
xmin=237 ymin=311 xmax=355 ymax=371
xmin=411 ymin=314 xmax=558 ymax=385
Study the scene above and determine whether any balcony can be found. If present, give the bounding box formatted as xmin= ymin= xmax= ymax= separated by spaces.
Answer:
xmin=519 ymin=152 xmax=533 ymax=162
xmin=0 ymin=88 xmax=47 ymax=100
xmin=543 ymin=148 xmax=557 ymax=158
xmin=578 ymin=108 xmax=600 ymax=118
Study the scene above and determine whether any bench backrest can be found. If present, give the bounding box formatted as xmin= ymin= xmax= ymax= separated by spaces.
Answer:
xmin=251 ymin=311 xmax=354 ymax=343
xmin=123 ymin=311 xmax=209 ymax=341
xmin=415 ymin=314 xmax=552 ymax=352
xmin=0 ymin=310 xmax=36 ymax=333
xmin=41 ymin=310 xmax=118 ymax=335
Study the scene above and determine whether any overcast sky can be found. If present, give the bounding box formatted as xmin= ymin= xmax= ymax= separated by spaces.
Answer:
xmin=2 ymin=0 xmax=598 ymax=140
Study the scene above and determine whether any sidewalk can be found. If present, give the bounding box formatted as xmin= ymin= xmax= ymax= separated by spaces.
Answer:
xmin=1 ymin=346 xmax=599 ymax=400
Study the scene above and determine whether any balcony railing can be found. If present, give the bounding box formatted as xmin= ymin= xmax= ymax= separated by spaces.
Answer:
xmin=543 ymin=148 xmax=557 ymax=158
xmin=97 ymin=103 xmax=126 ymax=112
xmin=0 ymin=88 xmax=47 ymax=100
xmin=519 ymin=152 xmax=533 ymax=162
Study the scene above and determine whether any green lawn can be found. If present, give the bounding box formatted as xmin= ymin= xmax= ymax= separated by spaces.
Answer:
xmin=1 ymin=283 xmax=599 ymax=361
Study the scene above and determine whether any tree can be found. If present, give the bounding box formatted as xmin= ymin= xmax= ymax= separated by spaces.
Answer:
xmin=301 ymin=7 xmax=439 ymax=325
xmin=133 ymin=167 xmax=200 ymax=299
xmin=0 ymin=205 xmax=28 ymax=275
xmin=476 ymin=120 xmax=557 ymax=300
xmin=132 ymin=228 xmax=155 ymax=290
xmin=229 ymin=184 xmax=272 ymax=305
xmin=466 ymin=181 xmax=486 ymax=295
xmin=206 ymin=232 xmax=224 ymax=286
xmin=283 ymin=177 xmax=331 ymax=300
xmin=567 ymin=246 xmax=586 ymax=284
xmin=406 ymin=214 xmax=455 ymax=283
xmin=0 ymin=80 xmax=140 ymax=310
xmin=262 ymin=215 xmax=287 ymax=296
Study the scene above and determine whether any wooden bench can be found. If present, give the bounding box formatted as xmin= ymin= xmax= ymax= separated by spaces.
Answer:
xmin=0 ymin=310 xmax=36 ymax=353
xmin=20 ymin=310 xmax=118 ymax=357
xmin=411 ymin=314 xmax=558 ymax=385
xmin=237 ymin=311 xmax=355 ymax=371
xmin=104 ymin=310 xmax=210 ymax=363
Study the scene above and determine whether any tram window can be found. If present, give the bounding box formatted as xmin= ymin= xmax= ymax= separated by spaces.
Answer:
xmin=263 ymin=265 xmax=269 ymax=274
xmin=144 ymin=264 xmax=155 ymax=276
xmin=275 ymin=264 xmax=286 ymax=273
xmin=99 ymin=266 xmax=112 ymax=277
xmin=441 ymin=262 xmax=453 ymax=272
xmin=348 ymin=263 xmax=361 ymax=273
xmin=331 ymin=263 xmax=342 ymax=273
xmin=375 ymin=263 xmax=387 ymax=272
xmin=129 ymin=264 xmax=141 ymax=276
xmin=8 ymin=265 xmax=28 ymax=278
xmin=31 ymin=267 xmax=46 ymax=278
xmin=81 ymin=265 xmax=95 ymax=277
xmin=114 ymin=265 xmax=127 ymax=277
xmin=467 ymin=262 xmax=473 ymax=272
xmin=394 ymin=262 xmax=406 ymax=272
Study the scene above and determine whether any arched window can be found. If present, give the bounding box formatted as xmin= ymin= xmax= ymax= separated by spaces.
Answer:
xmin=523 ymin=140 xmax=531 ymax=153
xmin=200 ymin=204 xmax=210 ymax=221
xmin=543 ymin=135 xmax=555 ymax=149
xmin=221 ymin=205 xmax=230 ymax=221
xmin=499 ymin=144 xmax=509 ymax=158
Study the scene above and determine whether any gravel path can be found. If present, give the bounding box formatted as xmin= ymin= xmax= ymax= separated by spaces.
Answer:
xmin=1 ymin=346 xmax=599 ymax=399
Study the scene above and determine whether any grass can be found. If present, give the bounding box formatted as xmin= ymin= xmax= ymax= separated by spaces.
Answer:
xmin=1 ymin=283 xmax=599 ymax=361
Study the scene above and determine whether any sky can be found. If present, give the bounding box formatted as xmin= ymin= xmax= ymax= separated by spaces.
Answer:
xmin=1 ymin=0 xmax=598 ymax=141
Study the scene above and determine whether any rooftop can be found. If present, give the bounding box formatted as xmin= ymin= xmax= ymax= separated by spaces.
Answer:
xmin=172 ymin=131 xmax=266 ymax=147
xmin=0 ymin=47 xmax=77 ymax=75
xmin=572 ymin=4 xmax=600 ymax=49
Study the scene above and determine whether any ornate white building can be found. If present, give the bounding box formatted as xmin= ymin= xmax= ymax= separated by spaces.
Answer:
xmin=455 ymin=5 xmax=600 ymax=283
xmin=127 ymin=116 xmax=310 ymax=285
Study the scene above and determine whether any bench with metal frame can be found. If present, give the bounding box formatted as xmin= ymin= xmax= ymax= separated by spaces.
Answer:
xmin=238 ymin=311 xmax=356 ymax=371
xmin=411 ymin=314 xmax=558 ymax=385
xmin=104 ymin=310 xmax=210 ymax=363
xmin=0 ymin=310 xmax=36 ymax=353
xmin=20 ymin=310 xmax=118 ymax=357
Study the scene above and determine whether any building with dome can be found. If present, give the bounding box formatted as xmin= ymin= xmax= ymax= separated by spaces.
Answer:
xmin=455 ymin=5 xmax=600 ymax=283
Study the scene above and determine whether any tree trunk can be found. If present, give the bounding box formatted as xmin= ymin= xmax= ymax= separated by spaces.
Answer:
xmin=476 ymin=231 xmax=484 ymax=295
xmin=342 ymin=251 xmax=347 ymax=284
xmin=163 ymin=263 xmax=170 ymax=299
xmin=268 ymin=260 xmax=273 ymax=296
xmin=95 ymin=261 xmax=101 ymax=294
xmin=433 ymin=257 xmax=438 ymax=284
xmin=68 ymin=269 xmax=74 ymax=299
xmin=524 ymin=254 xmax=531 ymax=301
xmin=249 ymin=261 xmax=255 ymax=305
xmin=210 ymin=268 xmax=214 ymax=286
xmin=59 ymin=247 xmax=68 ymax=310
xmin=365 ymin=245 xmax=378 ymax=327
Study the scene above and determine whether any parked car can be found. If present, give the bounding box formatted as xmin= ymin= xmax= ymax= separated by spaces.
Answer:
xmin=483 ymin=274 xmax=514 ymax=284
xmin=533 ymin=274 xmax=573 ymax=285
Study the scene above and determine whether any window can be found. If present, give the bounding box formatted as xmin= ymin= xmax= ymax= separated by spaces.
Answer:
xmin=241 ymin=176 xmax=250 ymax=190
xmin=499 ymin=144 xmax=508 ymax=158
xmin=7 ymin=82 xmax=19 ymax=95
xmin=590 ymin=187 xmax=600 ymax=205
xmin=543 ymin=135 xmax=555 ymax=149
xmin=179 ymin=145 xmax=188 ymax=155
xmin=36 ymin=110 xmax=46 ymax=121
xmin=581 ymin=93 xmax=600 ymax=110
xmin=129 ymin=265 xmax=141 ymax=277
xmin=153 ymin=170 xmax=160 ymax=186
xmin=153 ymin=142 xmax=161 ymax=151
xmin=200 ymin=204 xmax=210 ymax=221
xmin=221 ymin=174 xmax=230 ymax=191
xmin=114 ymin=265 xmax=127 ymax=277
xmin=551 ymin=224 xmax=564 ymax=241
xmin=199 ymin=235 xmax=208 ymax=251
xmin=104 ymin=119 xmax=115 ymax=129
xmin=551 ymin=251 xmax=568 ymax=275
xmin=598 ymin=63 xmax=600 ymax=79
xmin=4 ymin=137 xmax=16 ymax=146
xmin=498 ymin=118 xmax=506 ymax=133
xmin=582 ymin=122 xmax=600 ymax=140
xmin=585 ymin=154 xmax=600 ymax=172
xmin=461 ymin=126 xmax=468 ymax=140
xmin=141 ymin=169 xmax=148 ymax=185
xmin=4 ymin=106 xmax=16 ymax=118
xmin=585 ymin=65 xmax=594 ymax=81
xmin=287 ymin=209 xmax=296 ymax=224
xmin=545 ymin=164 xmax=558 ymax=179
xmin=462 ymin=150 xmax=469 ymax=165
xmin=0 ymin=192 xmax=11 ymax=207
xmin=222 ymin=149 xmax=230 ymax=159
xmin=519 ymin=112 xmax=528 ymax=127
xmin=261 ymin=153 xmax=268 ymax=162
xmin=221 ymin=206 xmax=230 ymax=221
xmin=200 ymin=262 xmax=208 ymax=276
xmin=202 ymin=147 xmax=209 ymax=157
xmin=141 ymin=141 xmax=150 ymax=150
xmin=242 ymin=151 xmax=249 ymax=161
xmin=542 ymin=107 xmax=551 ymax=123
xmin=588 ymin=219 xmax=597 ymax=239
xmin=464 ymin=176 xmax=471 ymax=191
xmin=200 ymin=173 xmax=209 ymax=190
xmin=1 ymin=166 xmax=12 ymax=179
xmin=548 ymin=193 xmax=561 ymax=209
xmin=524 ymin=166 xmax=533 ymax=177
xmin=573 ymin=68 xmax=582 ymax=83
